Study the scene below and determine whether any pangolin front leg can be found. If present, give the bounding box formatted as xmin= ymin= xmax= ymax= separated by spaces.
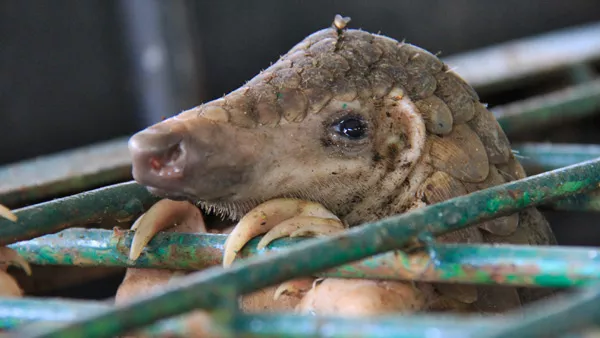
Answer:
xmin=222 ymin=198 xmax=346 ymax=267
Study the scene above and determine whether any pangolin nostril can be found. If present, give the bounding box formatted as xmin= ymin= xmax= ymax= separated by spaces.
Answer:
xmin=129 ymin=127 xmax=187 ymax=180
xmin=147 ymin=143 xmax=185 ymax=177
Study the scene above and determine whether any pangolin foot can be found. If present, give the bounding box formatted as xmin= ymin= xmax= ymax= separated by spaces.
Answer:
xmin=129 ymin=199 xmax=205 ymax=260
xmin=222 ymin=198 xmax=347 ymax=267
xmin=0 ymin=204 xmax=17 ymax=222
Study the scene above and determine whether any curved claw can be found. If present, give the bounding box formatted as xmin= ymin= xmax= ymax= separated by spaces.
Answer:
xmin=0 ymin=247 xmax=31 ymax=275
xmin=129 ymin=199 xmax=205 ymax=261
xmin=0 ymin=204 xmax=17 ymax=222
xmin=257 ymin=216 xmax=344 ymax=250
xmin=223 ymin=198 xmax=339 ymax=267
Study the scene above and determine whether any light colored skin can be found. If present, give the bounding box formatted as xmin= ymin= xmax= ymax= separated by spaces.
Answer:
xmin=120 ymin=16 xmax=557 ymax=319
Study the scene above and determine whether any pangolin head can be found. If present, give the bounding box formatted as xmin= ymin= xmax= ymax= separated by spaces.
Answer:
xmin=128 ymin=15 xmax=486 ymax=223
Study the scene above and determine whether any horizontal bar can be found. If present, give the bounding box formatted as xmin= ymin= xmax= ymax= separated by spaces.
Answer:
xmin=481 ymin=282 xmax=600 ymax=338
xmin=10 ymin=228 xmax=600 ymax=288
xmin=513 ymin=143 xmax=600 ymax=174
xmin=442 ymin=21 xmax=600 ymax=89
xmin=0 ymin=181 xmax=160 ymax=246
xmin=4 ymin=297 xmax=600 ymax=338
xmin=18 ymin=157 xmax=600 ymax=338
xmin=0 ymin=137 xmax=132 ymax=208
xmin=494 ymin=79 xmax=600 ymax=136
xmin=0 ymin=298 xmax=490 ymax=338
xmin=0 ymin=299 xmax=111 ymax=328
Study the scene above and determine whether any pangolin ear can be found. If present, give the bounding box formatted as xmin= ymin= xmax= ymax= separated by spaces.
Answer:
xmin=375 ymin=88 xmax=427 ymax=169
xmin=369 ymin=87 xmax=428 ymax=199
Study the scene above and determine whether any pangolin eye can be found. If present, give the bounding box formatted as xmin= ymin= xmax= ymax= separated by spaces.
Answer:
xmin=332 ymin=116 xmax=367 ymax=140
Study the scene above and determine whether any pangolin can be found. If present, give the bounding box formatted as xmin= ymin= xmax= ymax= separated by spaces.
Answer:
xmin=118 ymin=15 xmax=557 ymax=319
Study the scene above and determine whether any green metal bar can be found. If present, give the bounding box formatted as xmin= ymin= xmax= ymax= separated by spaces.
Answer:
xmin=513 ymin=143 xmax=600 ymax=174
xmin=494 ymin=79 xmax=600 ymax=136
xmin=567 ymin=63 xmax=597 ymax=85
xmin=10 ymin=228 xmax=600 ymax=288
xmin=0 ymin=298 xmax=491 ymax=338
xmin=0 ymin=181 xmax=159 ymax=246
xmin=0 ymin=137 xmax=132 ymax=208
xmin=481 ymin=283 xmax=600 ymax=338
xmin=511 ymin=143 xmax=600 ymax=211
xmin=230 ymin=313 xmax=490 ymax=338
xmin=0 ymin=299 xmax=111 ymax=329
xmin=16 ymin=158 xmax=600 ymax=338
xmin=4 ymin=297 xmax=600 ymax=338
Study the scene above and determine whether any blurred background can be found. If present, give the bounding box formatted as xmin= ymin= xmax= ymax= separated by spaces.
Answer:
xmin=2 ymin=0 xmax=600 ymax=300
xmin=2 ymin=0 xmax=599 ymax=165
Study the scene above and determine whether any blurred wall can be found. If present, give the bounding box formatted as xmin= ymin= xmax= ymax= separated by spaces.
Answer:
xmin=1 ymin=0 xmax=600 ymax=165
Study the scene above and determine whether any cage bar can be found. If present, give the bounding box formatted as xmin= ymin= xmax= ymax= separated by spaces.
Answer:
xmin=9 ymin=228 xmax=600 ymax=288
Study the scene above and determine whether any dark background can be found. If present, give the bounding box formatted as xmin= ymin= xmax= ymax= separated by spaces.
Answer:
xmin=2 ymin=0 xmax=600 ymax=166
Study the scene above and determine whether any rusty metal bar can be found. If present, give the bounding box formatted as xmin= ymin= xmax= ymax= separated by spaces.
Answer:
xmin=10 ymin=228 xmax=600 ymax=288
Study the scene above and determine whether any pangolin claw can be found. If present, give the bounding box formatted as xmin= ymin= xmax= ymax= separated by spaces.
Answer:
xmin=256 ymin=216 xmax=345 ymax=250
xmin=0 ymin=247 xmax=31 ymax=276
xmin=0 ymin=204 xmax=17 ymax=222
xmin=129 ymin=199 xmax=204 ymax=261
xmin=223 ymin=198 xmax=343 ymax=267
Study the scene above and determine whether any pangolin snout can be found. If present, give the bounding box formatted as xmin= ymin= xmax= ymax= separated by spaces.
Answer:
xmin=129 ymin=122 xmax=188 ymax=191
xmin=129 ymin=113 xmax=265 ymax=202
